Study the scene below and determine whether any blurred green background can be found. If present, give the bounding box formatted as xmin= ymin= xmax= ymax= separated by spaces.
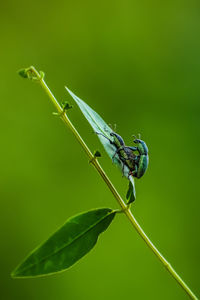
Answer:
xmin=1 ymin=0 xmax=200 ymax=299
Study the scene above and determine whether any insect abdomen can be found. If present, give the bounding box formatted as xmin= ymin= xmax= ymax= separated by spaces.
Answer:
xmin=137 ymin=155 xmax=148 ymax=178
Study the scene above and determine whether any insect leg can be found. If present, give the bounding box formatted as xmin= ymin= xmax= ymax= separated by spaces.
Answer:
xmin=126 ymin=146 xmax=138 ymax=152
xmin=95 ymin=132 xmax=113 ymax=144
xmin=129 ymin=164 xmax=138 ymax=177
xmin=118 ymin=156 xmax=127 ymax=177
xmin=112 ymin=146 xmax=124 ymax=163
xmin=122 ymin=161 xmax=125 ymax=177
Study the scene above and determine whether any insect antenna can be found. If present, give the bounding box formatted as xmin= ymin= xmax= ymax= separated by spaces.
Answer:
xmin=132 ymin=134 xmax=137 ymax=140
xmin=108 ymin=123 xmax=117 ymax=132
xmin=132 ymin=133 xmax=141 ymax=139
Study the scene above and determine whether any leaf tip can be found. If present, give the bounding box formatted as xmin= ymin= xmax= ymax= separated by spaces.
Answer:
xmin=65 ymin=86 xmax=78 ymax=101
xmin=10 ymin=269 xmax=19 ymax=278
xmin=64 ymin=86 xmax=70 ymax=93
xmin=11 ymin=265 xmax=26 ymax=279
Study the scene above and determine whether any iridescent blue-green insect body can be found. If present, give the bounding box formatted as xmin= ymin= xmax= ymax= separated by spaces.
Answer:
xmin=110 ymin=132 xmax=136 ymax=171
xmin=131 ymin=139 xmax=149 ymax=178
xmin=97 ymin=131 xmax=149 ymax=179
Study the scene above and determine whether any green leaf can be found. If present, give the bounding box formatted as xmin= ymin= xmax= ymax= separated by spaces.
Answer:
xmin=65 ymin=87 xmax=136 ymax=200
xmin=18 ymin=68 xmax=28 ymax=78
xmin=65 ymin=87 xmax=129 ymax=176
xmin=126 ymin=176 xmax=136 ymax=204
xmin=94 ymin=150 xmax=101 ymax=157
xmin=65 ymin=87 xmax=112 ymax=138
xmin=12 ymin=208 xmax=116 ymax=278
xmin=61 ymin=101 xmax=73 ymax=111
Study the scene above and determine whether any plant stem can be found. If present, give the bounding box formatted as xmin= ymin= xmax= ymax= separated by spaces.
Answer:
xmin=22 ymin=66 xmax=198 ymax=300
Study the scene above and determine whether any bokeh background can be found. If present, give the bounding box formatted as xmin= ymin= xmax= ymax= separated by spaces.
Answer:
xmin=1 ymin=0 xmax=200 ymax=299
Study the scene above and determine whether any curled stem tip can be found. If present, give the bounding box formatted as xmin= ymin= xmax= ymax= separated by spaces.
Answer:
xmin=18 ymin=66 xmax=44 ymax=81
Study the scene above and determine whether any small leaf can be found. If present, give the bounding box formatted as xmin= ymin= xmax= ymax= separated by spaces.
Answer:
xmin=61 ymin=101 xmax=73 ymax=111
xmin=18 ymin=68 xmax=28 ymax=78
xmin=94 ymin=150 xmax=101 ymax=157
xmin=65 ymin=87 xmax=130 ymax=177
xmin=12 ymin=208 xmax=116 ymax=278
xmin=126 ymin=176 xmax=136 ymax=204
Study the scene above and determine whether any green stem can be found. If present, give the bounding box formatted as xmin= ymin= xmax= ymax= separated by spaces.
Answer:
xmin=21 ymin=66 xmax=198 ymax=300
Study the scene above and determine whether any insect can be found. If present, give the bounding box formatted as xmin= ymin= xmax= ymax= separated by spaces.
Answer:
xmin=97 ymin=131 xmax=149 ymax=179
xmin=130 ymin=136 xmax=149 ymax=179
